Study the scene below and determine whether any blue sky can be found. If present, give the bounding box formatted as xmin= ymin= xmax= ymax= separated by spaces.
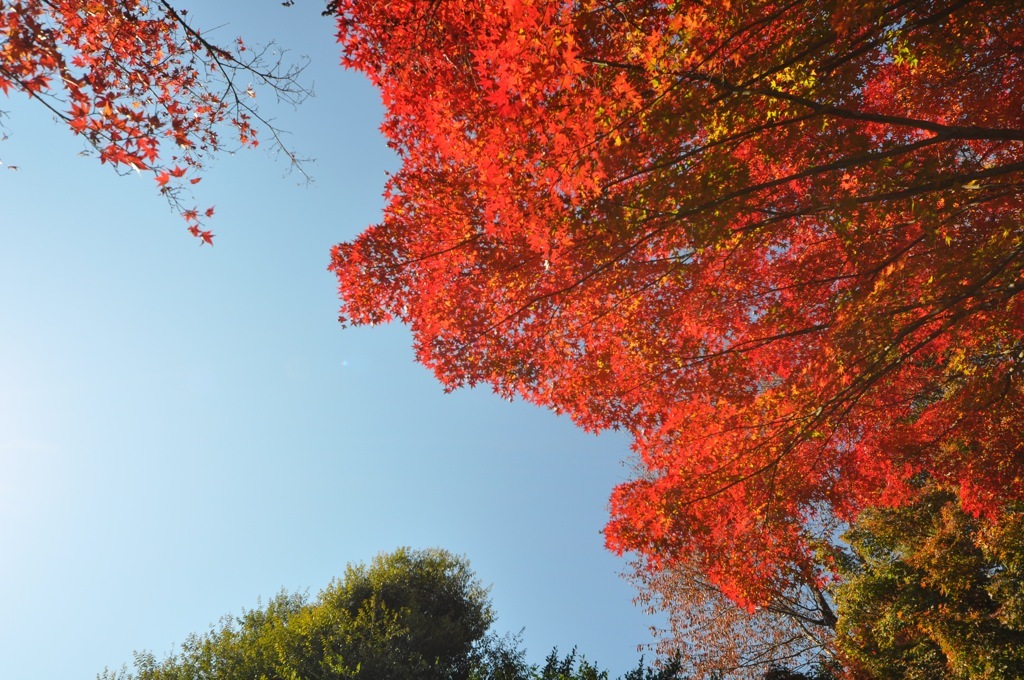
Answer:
xmin=0 ymin=3 xmax=660 ymax=678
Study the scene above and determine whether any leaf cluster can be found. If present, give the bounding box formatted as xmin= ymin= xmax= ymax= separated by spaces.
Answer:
xmin=1 ymin=1 xmax=311 ymax=242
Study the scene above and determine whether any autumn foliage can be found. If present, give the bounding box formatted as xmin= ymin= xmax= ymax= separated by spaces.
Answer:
xmin=0 ymin=0 xmax=307 ymax=242
xmin=329 ymin=0 xmax=1024 ymax=608
xmin=629 ymin=551 xmax=835 ymax=678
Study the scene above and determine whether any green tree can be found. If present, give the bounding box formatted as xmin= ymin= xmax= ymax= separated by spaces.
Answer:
xmin=322 ymin=546 xmax=494 ymax=680
xmin=99 ymin=547 xmax=493 ymax=680
xmin=537 ymin=648 xmax=607 ymax=680
xmin=469 ymin=642 xmax=686 ymax=680
xmin=834 ymin=485 xmax=1024 ymax=679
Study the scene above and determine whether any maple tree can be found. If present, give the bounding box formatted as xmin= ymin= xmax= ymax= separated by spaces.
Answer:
xmin=0 ymin=0 xmax=309 ymax=243
xmin=329 ymin=0 xmax=1024 ymax=609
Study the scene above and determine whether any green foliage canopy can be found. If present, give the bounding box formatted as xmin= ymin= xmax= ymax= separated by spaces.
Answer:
xmin=100 ymin=547 xmax=493 ymax=680
xmin=834 ymin=486 xmax=1024 ymax=679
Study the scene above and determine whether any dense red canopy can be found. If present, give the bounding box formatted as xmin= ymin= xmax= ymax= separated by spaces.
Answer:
xmin=331 ymin=0 xmax=1024 ymax=606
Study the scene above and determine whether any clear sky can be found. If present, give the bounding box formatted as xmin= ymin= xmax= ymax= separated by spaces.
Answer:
xmin=0 ymin=3 xmax=661 ymax=678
